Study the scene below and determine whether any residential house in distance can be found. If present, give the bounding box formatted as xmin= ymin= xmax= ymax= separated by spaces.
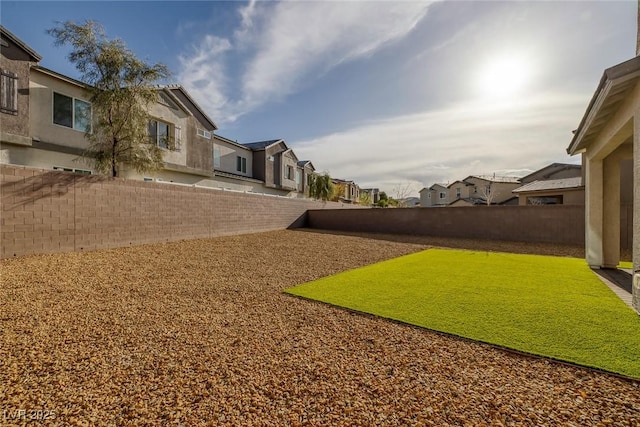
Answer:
xmin=1 ymin=26 xmax=318 ymax=199
xmin=241 ymin=139 xmax=314 ymax=197
xmin=331 ymin=178 xmax=360 ymax=203
xmin=419 ymin=183 xmax=448 ymax=207
xmin=448 ymin=175 xmax=521 ymax=206
xmin=512 ymin=163 xmax=585 ymax=205
xmin=519 ymin=162 xmax=582 ymax=184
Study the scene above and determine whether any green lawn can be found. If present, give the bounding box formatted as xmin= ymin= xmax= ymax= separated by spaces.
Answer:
xmin=619 ymin=261 xmax=633 ymax=269
xmin=286 ymin=249 xmax=640 ymax=378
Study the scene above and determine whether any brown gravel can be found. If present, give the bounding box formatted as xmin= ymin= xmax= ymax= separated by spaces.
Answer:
xmin=1 ymin=229 xmax=638 ymax=426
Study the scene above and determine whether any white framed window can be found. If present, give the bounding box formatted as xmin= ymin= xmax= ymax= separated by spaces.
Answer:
xmin=456 ymin=188 xmax=461 ymax=198
xmin=53 ymin=166 xmax=91 ymax=175
xmin=295 ymin=169 xmax=301 ymax=185
xmin=53 ymin=92 xmax=91 ymax=132
xmin=439 ymin=192 xmax=446 ymax=199
xmin=197 ymin=128 xmax=212 ymax=139
xmin=285 ymin=165 xmax=293 ymax=180
xmin=427 ymin=193 xmax=431 ymax=199
xmin=213 ymin=145 xmax=221 ymax=168
xmin=1 ymin=69 xmax=18 ymax=115
xmin=148 ymin=119 xmax=171 ymax=149
xmin=236 ymin=155 xmax=247 ymax=173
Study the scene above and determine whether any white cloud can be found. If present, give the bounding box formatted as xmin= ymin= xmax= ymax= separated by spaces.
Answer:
xmin=292 ymin=92 xmax=586 ymax=194
xmin=177 ymin=1 xmax=432 ymax=125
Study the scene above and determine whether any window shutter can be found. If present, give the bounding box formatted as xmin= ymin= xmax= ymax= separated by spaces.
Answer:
xmin=1 ymin=69 xmax=18 ymax=115
xmin=175 ymin=126 xmax=182 ymax=151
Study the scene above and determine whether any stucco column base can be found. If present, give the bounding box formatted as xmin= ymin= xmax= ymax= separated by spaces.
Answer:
xmin=633 ymin=273 xmax=640 ymax=314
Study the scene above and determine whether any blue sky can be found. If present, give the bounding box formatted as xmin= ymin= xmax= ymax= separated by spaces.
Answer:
xmin=2 ymin=1 xmax=637 ymax=194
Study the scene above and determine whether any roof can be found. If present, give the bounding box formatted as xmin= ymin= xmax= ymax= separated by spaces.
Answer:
xmin=567 ymin=56 xmax=640 ymax=155
xmin=519 ymin=163 xmax=581 ymax=183
xmin=429 ymin=183 xmax=448 ymax=191
xmin=32 ymin=65 xmax=89 ymax=88
xmin=465 ymin=175 xmax=521 ymax=184
xmin=0 ymin=26 xmax=42 ymax=62
xmin=214 ymin=134 xmax=252 ymax=151
xmin=164 ymin=85 xmax=218 ymax=131
xmin=512 ymin=177 xmax=583 ymax=193
xmin=242 ymin=139 xmax=284 ymax=150
xmin=447 ymin=180 xmax=473 ymax=189
xmin=297 ymin=160 xmax=315 ymax=170
xmin=450 ymin=197 xmax=487 ymax=206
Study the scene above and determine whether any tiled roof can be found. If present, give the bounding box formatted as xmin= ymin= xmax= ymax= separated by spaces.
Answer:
xmin=512 ymin=177 xmax=583 ymax=193
xmin=468 ymin=175 xmax=521 ymax=184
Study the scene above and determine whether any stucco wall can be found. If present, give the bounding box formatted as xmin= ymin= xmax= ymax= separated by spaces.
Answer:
xmin=214 ymin=138 xmax=253 ymax=178
xmin=0 ymin=164 xmax=358 ymax=258
xmin=308 ymin=205 xmax=585 ymax=245
xmin=0 ymin=37 xmax=32 ymax=139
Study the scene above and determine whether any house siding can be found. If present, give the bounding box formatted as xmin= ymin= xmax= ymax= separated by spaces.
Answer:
xmin=0 ymin=35 xmax=33 ymax=141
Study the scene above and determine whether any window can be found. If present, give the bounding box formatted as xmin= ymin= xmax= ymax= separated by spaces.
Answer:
xmin=1 ymin=69 xmax=18 ymax=115
xmin=427 ymin=193 xmax=431 ymax=199
xmin=53 ymin=92 xmax=91 ymax=132
xmin=456 ymin=188 xmax=461 ymax=198
xmin=213 ymin=145 xmax=221 ymax=168
xmin=439 ymin=192 xmax=446 ymax=199
xmin=148 ymin=119 xmax=170 ymax=149
xmin=197 ymin=128 xmax=212 ymax=139
xmin=53 ymin=166 xmax=91 ymax=175
xmin=236 ymin=155 xmax=247 ymax=173
xmin=285 ymin=165 xmax=294 ymax=180
xmin=295 ymin=169 xmax=301 ymax=185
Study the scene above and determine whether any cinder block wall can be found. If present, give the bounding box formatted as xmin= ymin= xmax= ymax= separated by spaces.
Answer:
xmin=308 ymin=205 xmax=586 ymax=245
xmin=0 ymin=164 xmax=353 ymax=258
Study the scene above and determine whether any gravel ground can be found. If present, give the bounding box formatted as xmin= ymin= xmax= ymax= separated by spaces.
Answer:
xmin=1 ymin=229 xmax=638 ymax=426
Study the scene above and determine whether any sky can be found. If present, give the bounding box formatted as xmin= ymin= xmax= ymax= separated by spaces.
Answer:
xmin=2 ymin=1 xmax=637 ymax=195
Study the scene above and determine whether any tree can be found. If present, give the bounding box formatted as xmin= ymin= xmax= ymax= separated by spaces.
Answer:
xmin=392 ymin=182 xmax=416 ymax=208
xmin=307 ymin=172 xmax=335 ymax=201
xmin=330 ymin=182 xmax=346 ymax=202
xmin=48 ymin=21 xmax=171 ymax=177
xmin=358 ymin=192 xmax=372 ymax=206
xmin=479 ymin=183 xmax=499 ymax=205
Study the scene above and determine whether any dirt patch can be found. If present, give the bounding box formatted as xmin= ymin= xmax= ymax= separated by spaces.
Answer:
xmin=1 ymin=230 xmax=638 ymax=426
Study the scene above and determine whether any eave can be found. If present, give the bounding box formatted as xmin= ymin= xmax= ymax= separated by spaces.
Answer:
xmin=567 ymin=56 xmax=640 ymax=155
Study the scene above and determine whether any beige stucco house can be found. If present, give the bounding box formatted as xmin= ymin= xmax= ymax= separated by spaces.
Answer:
xmin=446 ymin=176 xmax=520 ymax=206
xmin=419 ymin=183 xmax=448 ymax=207
xmin=331 ymin=178 xmax=361 ymax=204
xmin=567 ymin=54 xmax=640 ymax=313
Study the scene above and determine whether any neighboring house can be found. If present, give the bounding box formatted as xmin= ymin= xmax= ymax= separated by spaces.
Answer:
xmin=519 ymin=162 xmax=582 ymax=184
xmin=1 ymin=26 xmax=42 ymax=162
xmin=239 ymin=139 xmax=314 ymax=197
xmin=211 ymin=134 xmax=269 ymax=193
xmin=0 ymin=26 xmax=317 ymax=199
xmin=446 ymin=176 xmax=521 ymax=205
xmin=512 ymin=177 xmax=585 ymax=205
xmin=331 ymin=178 xmax=360 ymax=203
xmin=297 ymin=160 xmax=316 ymax=197
xmin=566 ymin=53 xmax=639 ymax=313
xmin=400 ymin=197 xmax=420 ymax=207
xmin=1 ymin=26 xmax=219 ymax=185
xmin=419 ymin=183 xmax=448 ymax=207
xmin=360 ymin=187 xmax=380 ymax=205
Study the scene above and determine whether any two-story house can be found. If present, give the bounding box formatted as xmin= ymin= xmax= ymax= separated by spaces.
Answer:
xmin=331 ymin=178 xmax=360 ymax=203
xmin=419 ymin=183 xmax=448 ymax=207
xmin=448 ymin=176 xmax=521 ymax=206
xmin=1 ymin=26 xmax=219 ymax=184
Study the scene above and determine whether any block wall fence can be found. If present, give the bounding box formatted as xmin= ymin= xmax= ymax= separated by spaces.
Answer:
xmin=308 ymin=205 xmax=587 ymax=246
xmin=0 ymin=164 xmax=357 ymax=259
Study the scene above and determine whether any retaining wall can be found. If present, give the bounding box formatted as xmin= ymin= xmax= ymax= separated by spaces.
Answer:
xmin=0 ymin=164 xmax=353 ymax=258
xmin=308 ymin=205 xmax=586 ymax=245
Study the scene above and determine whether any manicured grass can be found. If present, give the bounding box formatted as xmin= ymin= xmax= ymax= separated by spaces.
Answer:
xmin=286 ymin=249 xmax=640 ymax=378
xmin=619 ymin=261 xmax=633 ymax=269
